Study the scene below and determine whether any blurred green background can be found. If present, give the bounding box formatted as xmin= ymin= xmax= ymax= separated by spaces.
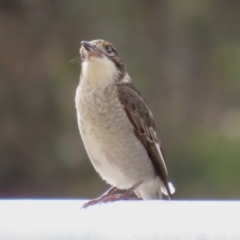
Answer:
xmin=1 ymin=0 xmax=240 ymax=199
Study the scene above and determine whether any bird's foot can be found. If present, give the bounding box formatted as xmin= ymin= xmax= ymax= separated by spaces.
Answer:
xmin=82 ymin=196 xmax=106 ymax=208
xmin=82 ymin=182 xmax=142 ymax=209
xmin=99 ymin=193 xmax=141 ymax=204
xmin=99 ymin=182 xmax=142 ymax=204
xmin=82 ymin=192 xmax=139 ymax=209
xmin=82 ymin=186 xmax=118 ymax=209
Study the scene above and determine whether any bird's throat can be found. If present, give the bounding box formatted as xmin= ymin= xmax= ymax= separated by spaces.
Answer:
xmin=81 ymin=57 xmax=118 ymax=88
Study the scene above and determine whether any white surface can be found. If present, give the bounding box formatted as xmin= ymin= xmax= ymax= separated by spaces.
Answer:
xmin=0 ymin=200 xmax=239 ymax=239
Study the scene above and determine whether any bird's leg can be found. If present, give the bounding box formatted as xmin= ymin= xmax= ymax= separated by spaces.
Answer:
xmin=82 ymin=186 xmax=118 ymax=209
xmin=100 ymin=182 xmax=142 ymax=204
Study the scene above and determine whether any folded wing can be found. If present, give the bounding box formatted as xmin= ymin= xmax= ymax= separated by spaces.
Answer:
xmin=117 ymin=82 xmax=174 ymax=198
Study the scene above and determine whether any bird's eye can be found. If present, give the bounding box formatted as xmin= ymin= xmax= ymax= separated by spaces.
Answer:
xmin=105 ymin=45 xmax=112 ymax=54
xmin=105 ymin=45 xmax=117 ymax=57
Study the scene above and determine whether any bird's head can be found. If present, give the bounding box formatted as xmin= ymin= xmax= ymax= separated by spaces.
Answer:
xmin=80 ymin=39 xmax=127 ymax=84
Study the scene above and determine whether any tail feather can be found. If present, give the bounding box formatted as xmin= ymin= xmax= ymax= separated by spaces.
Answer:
xmin=161 ymin=182 xmax=175 ymax=199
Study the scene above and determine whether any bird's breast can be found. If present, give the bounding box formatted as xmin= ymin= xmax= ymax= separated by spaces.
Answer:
xmin=75 ymin=82 xmax=154 ymax=189
xmin=76 ymin=82 xmax=124 ymax=128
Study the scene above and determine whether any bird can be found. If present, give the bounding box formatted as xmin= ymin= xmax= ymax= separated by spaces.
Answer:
xmin=75 ymin=39 xmax=175 ymax=208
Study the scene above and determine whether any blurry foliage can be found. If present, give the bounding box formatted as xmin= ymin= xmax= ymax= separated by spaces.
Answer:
xmin=0 ymin=0 xmax=240 ymax=199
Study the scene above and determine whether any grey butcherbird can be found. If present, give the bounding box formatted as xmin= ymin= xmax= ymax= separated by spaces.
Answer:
xmin=75 ymin=39 xmax=175 ymax=208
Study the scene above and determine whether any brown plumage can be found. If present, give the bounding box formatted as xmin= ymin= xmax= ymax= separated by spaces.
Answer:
xmin=76 ymin=39 xmax=175 ymax=207
xmin=117 ymin=82 xmax=172 ymax=198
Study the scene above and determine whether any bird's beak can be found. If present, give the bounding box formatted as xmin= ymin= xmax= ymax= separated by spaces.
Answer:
xmin=81 ymin=41 xmax=101 ymax=58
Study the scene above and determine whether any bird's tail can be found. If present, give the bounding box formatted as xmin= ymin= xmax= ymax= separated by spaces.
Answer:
xmin=161 ymin=182 xmax=175 ymax=199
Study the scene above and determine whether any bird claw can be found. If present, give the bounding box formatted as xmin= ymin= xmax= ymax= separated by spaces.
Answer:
xmin=81 ymin=183 xmax=142 ymax=209
xmin=82 ymin=193 xmax=140 ymax=209
xmin=81 ymin=186 xmax=118 ymax=209
xmin=82 ymin=197 xmax=104 ymax=209
xmin=99 ymin=193 xmax=140 ymax=204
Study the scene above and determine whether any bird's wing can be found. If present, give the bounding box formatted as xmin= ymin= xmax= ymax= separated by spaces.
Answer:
xmin=117 ymin=82 xmax=173 ymax=198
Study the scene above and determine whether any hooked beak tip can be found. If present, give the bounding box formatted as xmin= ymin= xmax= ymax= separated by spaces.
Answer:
xmin=80 ymin=40 xmax=101 ymax=59
xmin=81 ymin=41 xmax=95 ymax=53
xmin=81 ymin=41 xmax=89 ymax=49
xmin=81 ymin=41 xmax=87 ymax=46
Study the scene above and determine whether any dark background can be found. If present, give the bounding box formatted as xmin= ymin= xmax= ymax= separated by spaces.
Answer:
xmin=1 ymin=0 xmax=240 ymax=199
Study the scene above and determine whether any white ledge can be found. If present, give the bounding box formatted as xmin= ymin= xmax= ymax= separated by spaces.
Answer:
xmin=0 ymin=200 xmax=239 ymax=239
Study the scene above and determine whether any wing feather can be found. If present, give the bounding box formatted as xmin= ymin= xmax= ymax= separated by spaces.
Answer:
xmin=117 ymin=82 xmax=173 ymax=198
